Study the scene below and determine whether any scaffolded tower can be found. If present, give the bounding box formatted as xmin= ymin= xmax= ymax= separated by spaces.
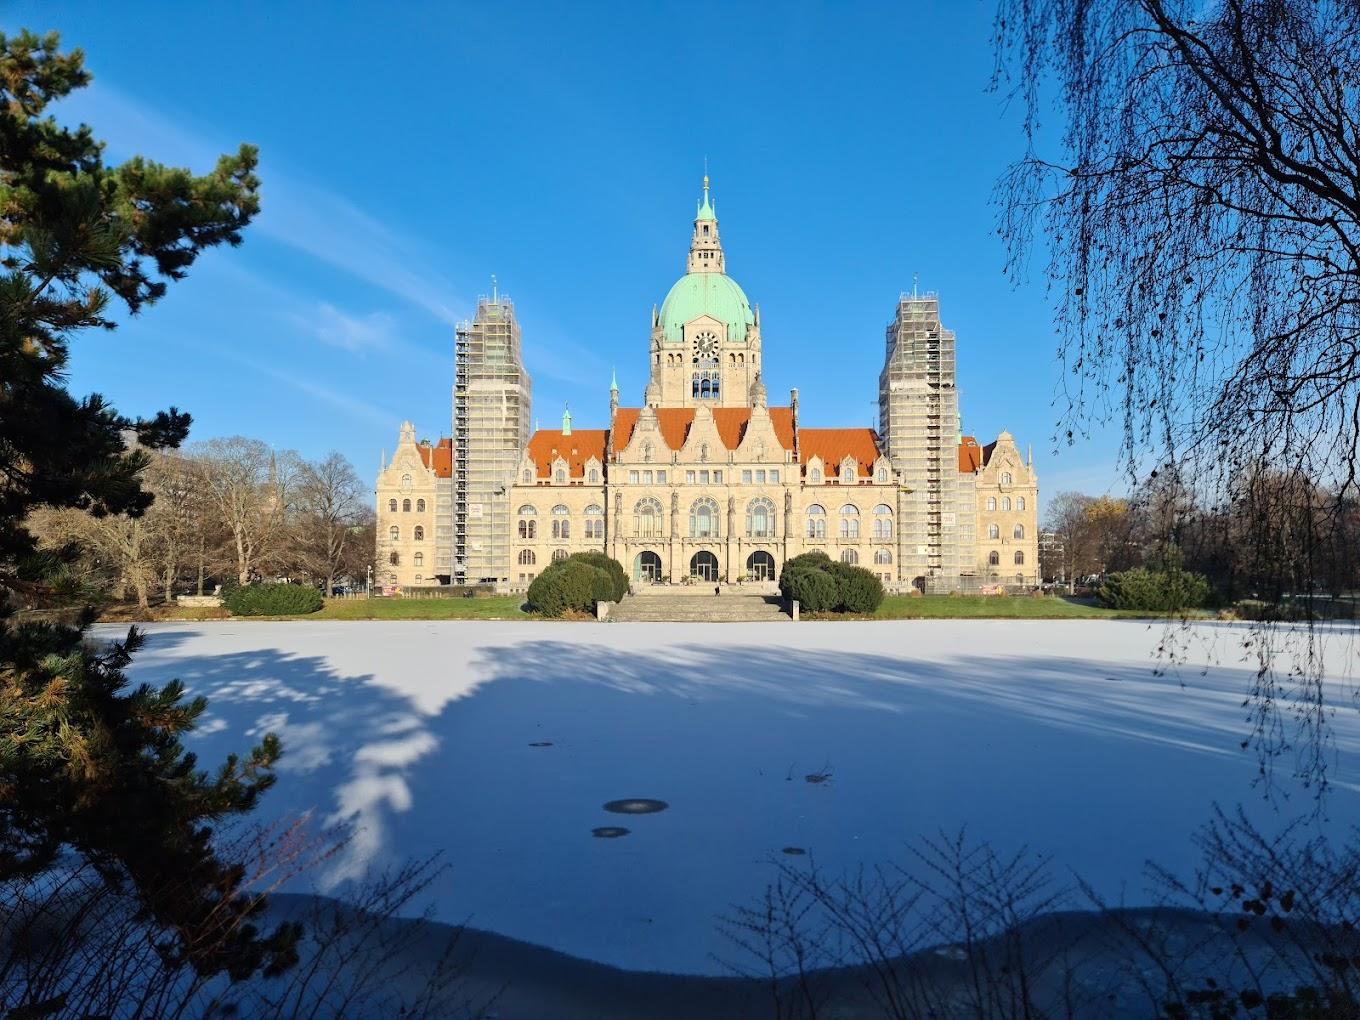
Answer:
xmin=879 ymin=294 xmax=962 ymax=592
xmin=453 ymin=294 xmax=531 ymax=585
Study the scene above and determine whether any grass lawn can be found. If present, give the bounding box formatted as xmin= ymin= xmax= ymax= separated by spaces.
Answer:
xmin=309 ymin=596 xmax=529 ymax=621
xmin=866 ymin=595 xmax=1184 ymax=620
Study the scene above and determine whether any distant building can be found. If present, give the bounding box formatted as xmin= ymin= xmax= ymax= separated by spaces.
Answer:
xmin=378 ymin=178 xmax=1038 ymax=593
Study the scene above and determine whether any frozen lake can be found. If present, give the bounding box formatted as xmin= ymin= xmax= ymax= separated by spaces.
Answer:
xmin=97 ymin=619 xmax=1360 ymax=974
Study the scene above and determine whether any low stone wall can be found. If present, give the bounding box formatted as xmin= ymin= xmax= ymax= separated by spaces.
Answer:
xmin=176 ymin=594 xmax=222 ymax=608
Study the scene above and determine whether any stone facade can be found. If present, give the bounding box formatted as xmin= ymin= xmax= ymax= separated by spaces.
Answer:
xmin=375 ymin=423 xmax=452 ymax=590
xmin=377 ymin=179 xmax=1040 ymax=594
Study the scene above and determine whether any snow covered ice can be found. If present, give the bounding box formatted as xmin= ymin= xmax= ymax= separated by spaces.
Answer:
xmin=97 ymin=619 xmax=1360 ymax=974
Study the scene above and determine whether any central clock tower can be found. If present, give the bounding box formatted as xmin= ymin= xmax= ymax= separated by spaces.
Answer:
xmin=646 ymin=177 xmax=763 ymax=408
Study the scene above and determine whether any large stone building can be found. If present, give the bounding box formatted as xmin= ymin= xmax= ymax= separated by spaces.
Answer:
xmin=377 ymin=179 xmax=1038 ymax=593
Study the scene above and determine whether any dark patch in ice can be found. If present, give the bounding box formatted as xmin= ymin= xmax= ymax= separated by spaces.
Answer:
xmin=804 ymin=771 xmax=832 ymax=785
xmin=528 ymin=741 xmax=553 ymax=747
xmin=781 ymin=846 xmax=807 ymax=856
xmin=603 ymin=798 xmax=669 ymax=815
xmin=592 ymin=826 xmax=630 ymax=839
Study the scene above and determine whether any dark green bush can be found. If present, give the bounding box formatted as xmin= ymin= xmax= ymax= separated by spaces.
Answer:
xmin=1098 ymin=567 xmax=1214 ymax=612
xmin=568 ymin=552 xmax=628 ymax=602
xmin=526 ymin=559 xmax=611 ymax=617
xmin=224 ymin=582 xmax=323 ymax=617
xmin=833 ymin=564 xmax=886 ymax=614
xmin=778 ymin=552 xmax=884 ymax=614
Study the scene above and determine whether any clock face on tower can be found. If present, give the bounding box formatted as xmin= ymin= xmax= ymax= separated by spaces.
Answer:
xmin=693 ymin=329 xmax=718 ymax=362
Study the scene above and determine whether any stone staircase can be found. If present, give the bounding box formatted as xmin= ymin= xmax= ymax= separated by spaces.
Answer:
xmin=608 ymin=584 xmax=792 ymax=623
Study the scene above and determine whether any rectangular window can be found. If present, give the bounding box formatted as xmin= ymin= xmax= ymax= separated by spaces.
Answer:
xmin=656 ymin=470 xmax=667 ymax=483
xmin=699 ymin=470 xmax=709 ymax=484
xmin=629 ymin=471 xmax=639 ymax=484
xmin=755 ymin=470 xmax=765 ymax=484
xmin=686 ymin=470 xmax=696 ymax=484
xmin=714 ymin=470 xmax=723 ymax=483
xmin=742 ymin=470 xmax=753 ymax=484
xmin=642 ymin=470 xmax=653 ymax=484
xmin=770 ymin=469 xmax=780 ymax=484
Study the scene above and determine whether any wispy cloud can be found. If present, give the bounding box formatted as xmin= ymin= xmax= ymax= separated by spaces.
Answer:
xmin=61 ymin=84 xmax=467 ymax=326
xmin=210 ymin=347 xmax=401 ymax=429
xmin=292 ymin=302 xmax=397 ymax=353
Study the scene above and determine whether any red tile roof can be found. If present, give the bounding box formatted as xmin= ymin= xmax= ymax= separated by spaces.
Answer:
xmin=526 ymin=429 xmax=609 ymax=478
xmin=611 ymin=406 xmax=795 ymax=454
xmin=798 ymin=428 xmax=882 ymax=478
xmin=958 ymin=436 xmax=982 ymax=473
xmin=417 ymin=438 xmax=454 ymax=478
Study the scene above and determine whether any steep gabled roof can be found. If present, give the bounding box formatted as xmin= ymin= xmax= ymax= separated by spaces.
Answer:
xmin=958 ymin=436 xmax=982 ymax=473
xmin=611 ymin=406 xmax=795 ymax=454
xmin=417 ymin=438 xmax=454 ymax=478
xmin=798 ymin=428 xmax=882 ymax=478
xmin=525 ymin=429 xmax=608 ymax=478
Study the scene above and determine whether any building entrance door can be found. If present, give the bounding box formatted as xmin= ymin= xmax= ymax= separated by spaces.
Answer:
xmin=635 ymin=550 xmax=662 ymax=583
xmin=689 ymin=550 xmax=719 ymax=583
xmin=746 ymin=550 xmax=776 ymax=581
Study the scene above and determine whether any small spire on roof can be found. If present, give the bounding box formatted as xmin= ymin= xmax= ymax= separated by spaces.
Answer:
xmin=562 ymin=403 xmax=572 ymax=436
xmin=610 ymin=367 xmax=618 ymax=392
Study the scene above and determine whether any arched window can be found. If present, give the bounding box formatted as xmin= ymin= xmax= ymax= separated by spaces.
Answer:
xmin=986 ymin=497 xmax=997 ymax=511
xmin=1014 ymin=550 xmax=1025 ymax=565
xmin=988 ymin=523 xmax=1000 ymax=540
xmin=389 ymin=551 xmax=400 ymax=565
xmin=1013 ymin=524 xmax=1025 ymax=539
xmin=519 ymin=504 xmax=537 ymax=515
xmin=746 ymin=497 xmax=775 ymax=537
xmin=518 ymin=549 xmax=536 ymax=565
xmin=388 ymin=499 xmax=397 ymax=513
xmin=841 ymin=549 xmax=859 ymax=564
xmin=555 ymin=468 xmax=566 ymax=484
xmin=839 ymin=504 xmax=860 ymax=539
xmin=634 ymin=497 xmax=663 ymax=538
xmin=552 ymin=549 xmax=569 ymax=562
xmin=806 ymin=503 xmax=827 ymax=539
xmin=584 ymin=504 xmax=604 ymax=539
xmin=841 ymin=461 xmax=856 ymax=483
xmin=874 ymin=548 xmax=892 ymax=565
xmin=389 ymin=525 xmax=399 ymax=541
xmin=518 ymin=518 xmax=537 ymax=539
xmin=414 ymin=552 xmax=423 ymax=567
xmin=523 ymin=469 xmax=533 ymax=483
xmin=873 ymin=504 xmax=893 ymax=539
xmin=415 ymin=575 xmax=423 ymax=584
xmin=988 ymin=551 xmax=1000 ymax=566
xmin=877 ymin=466 xmax=889 ymax=482
xmin=810 ymin=467 xmax=822 ymax=484
xmin=417 ymin=498 xmax=426 ymax=512
xmin=588 ymin=467 xmax=599 ymax=483
xmin=1001 ymin=471 xmax=1013 ymax=485
xmin=1017 ymin=496 xmax=1026 ymax=511
xmin=387 ymin=572 xmax=397 ymax=585
xmin=690 ymin=496 xmax=719 ymax=538
xmin=552 ymin=505 xmax=570 ymax=540
xmin=401 ymin=473 xmax=412 ymax=491
xmin=1002 ymin=497 xmax=1012 ymax=512
xmin=413 ymin=526 xmax=424 ymax=541
xmin=402 ymin=499 xmax=411 ymax=512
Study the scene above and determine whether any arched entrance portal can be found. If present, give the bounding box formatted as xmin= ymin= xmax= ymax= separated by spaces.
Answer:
xmin=634 ymin=550 xmax=662 ymax=583
xmin=689 ymin=550 xmax=719 ymax=583
xmin=746 ymin=550 xmax=776 ymax=581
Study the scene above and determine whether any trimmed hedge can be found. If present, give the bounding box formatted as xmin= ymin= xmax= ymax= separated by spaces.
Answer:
xmin=224 ymin=582 xmax=323 ymax=617
xmin=1097 ymin=567 xmax=1214 ymax=612
xmin=779 ymin=551 xmax=885 ymax=614
xmin=525 ymin=552 xmax=628 ymax=617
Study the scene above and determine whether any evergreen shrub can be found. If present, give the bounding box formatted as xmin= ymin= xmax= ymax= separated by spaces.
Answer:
xmin=568 ymin=551 xmax=628 ymax=602
xmin=224 ymin=582 xmax=323 ymax=616
xmin=526 ymin=558 xmax=612 ymax=617
xmin=778 ymin=551 xmax=884 ymax=614
xmin=1097 ymin=567 xmax=1214 ymax=612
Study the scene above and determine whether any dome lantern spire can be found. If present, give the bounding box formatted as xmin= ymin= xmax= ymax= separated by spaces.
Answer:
xmin=688 ymin=172 xmax=724 ymax=274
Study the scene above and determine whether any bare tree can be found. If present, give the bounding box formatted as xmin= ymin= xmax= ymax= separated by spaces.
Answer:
xmin=294 ymin=451 xmax=367 ymax=595
xmin=191 ymin=437 xmax=299 ymax=586
xmin=992 ymin=0 xmax=1360 ymax=789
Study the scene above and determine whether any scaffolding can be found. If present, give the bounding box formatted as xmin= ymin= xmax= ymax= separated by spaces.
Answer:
xmin=453 ymin=296 xmax=531 ymax=585
xmin=879 ymin=294 xmax=963 ymax=591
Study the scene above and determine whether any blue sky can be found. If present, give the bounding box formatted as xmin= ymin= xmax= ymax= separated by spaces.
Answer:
xmin=14 ymin=1 xmax=1125 ymax=503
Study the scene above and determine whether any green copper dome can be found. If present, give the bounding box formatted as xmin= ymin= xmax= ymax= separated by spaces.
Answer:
xmin=658 ymin=271 xmax=754 ymax=343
